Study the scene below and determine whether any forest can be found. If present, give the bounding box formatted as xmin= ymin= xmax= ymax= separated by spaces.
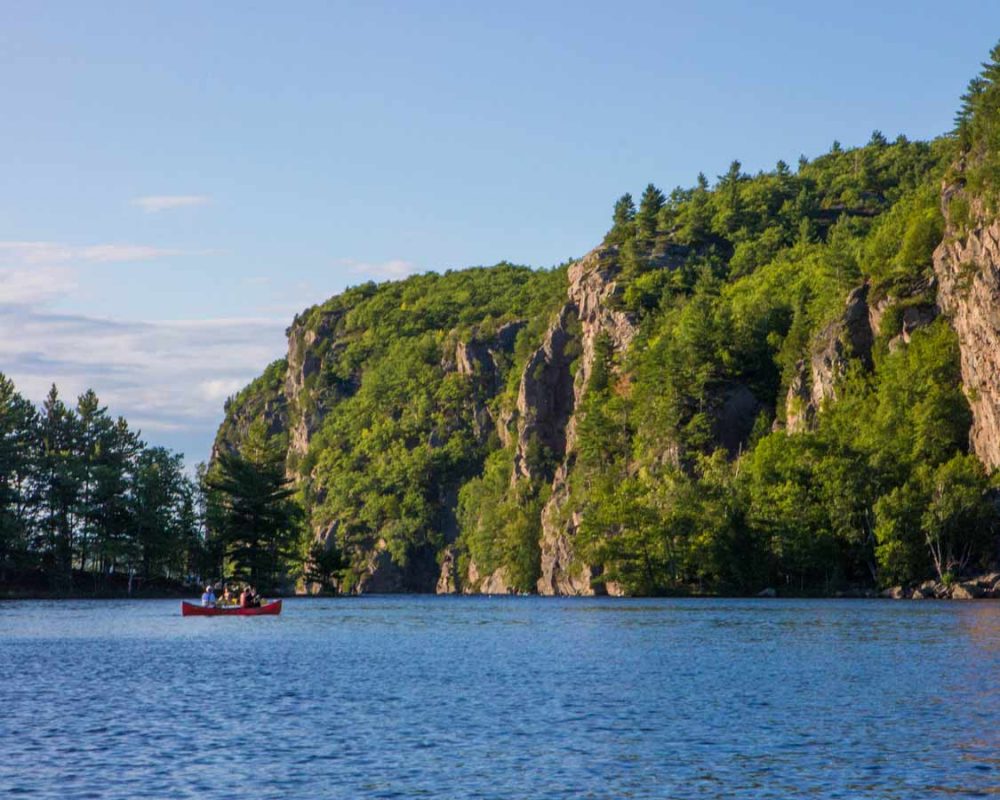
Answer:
xmin=0 ymin=378 xmax=302 ymax=596
xmin=7 ymin=45 xmax=1000 ymax=598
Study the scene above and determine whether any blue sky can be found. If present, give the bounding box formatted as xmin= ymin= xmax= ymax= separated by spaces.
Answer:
xmin=2 ymin=0 xmax=998 ymax=462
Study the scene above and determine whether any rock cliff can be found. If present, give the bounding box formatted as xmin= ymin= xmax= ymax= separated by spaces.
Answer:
xmin=785 ymin=284 xmax=874 ymax=432
xmin=934 ymin=185 xmax=1000 ymax=468
xmin=517 ymin=245 xmax=639 ymax=595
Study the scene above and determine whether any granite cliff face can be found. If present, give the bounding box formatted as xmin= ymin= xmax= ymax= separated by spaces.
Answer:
xmin=511 ymin=305 xmax=577 ymax=482
xmin=214 ymin=129 xmax=1000 ymax=596
xmin=529 ymin=246 xmax=638 ymax=595
xmin=934 ymin=185 xmax=1000 ymax=468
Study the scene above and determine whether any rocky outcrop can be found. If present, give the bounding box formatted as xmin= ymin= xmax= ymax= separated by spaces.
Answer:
xmin=893 ymin=302 xmax=938 ymax=348
xmin=284 ymin=309 xmax=356 ymax=462
xmin=538 ymin=490 xmax=594 ymax=595
xmin=934 ymin=186 xmax=1000 ymax=468
xmin=436 ymin=546 xmax=458 ymax=594
xmin=356 ymin=547 xmax=405 ymax=594
xmin=785 ymin=284 xmax=874 ymax=432
xmin=881 ymin=573 xmax=1000 ymax=600
xmin=448 ymin=321 xmax=525 ymax=445
xmin=714 ymin=383 xmax=763 ymax=456
xmin=512 ymin=306 xmax=577 ymax=482
xmin=463 ymin=559 xmax=514 ymax=594
xmin=523 ymin=245 xmax=639 ymax=595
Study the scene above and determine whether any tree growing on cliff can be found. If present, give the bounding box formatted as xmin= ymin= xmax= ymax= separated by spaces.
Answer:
xmin=605 ymin=193 xmax=636 ymax=245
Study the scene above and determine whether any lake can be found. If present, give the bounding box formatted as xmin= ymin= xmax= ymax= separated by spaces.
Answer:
xmin=1 ymin=597 xmax=998 ymax=798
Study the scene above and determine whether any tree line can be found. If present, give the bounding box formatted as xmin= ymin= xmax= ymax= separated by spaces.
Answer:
xmin=0 ymin=375 xmax=310 ymax=596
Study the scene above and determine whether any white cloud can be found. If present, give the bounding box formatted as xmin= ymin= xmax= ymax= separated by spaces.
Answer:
xmin=341 ymin=258 xmax=419 ymax=280
xmin=0 ymin=307 xmax=287 ymax=460
xmin=0 ymin=241 xmax=193 ymax=310
xmin=0 ymin=240 xmax=183 ymax=266
xmin=0 ymin=233 xmax=246 ymax=460
xmin=199 ymin=378 xmax=248 ymax=402
xmin=133 ymin=195 xmax=211 ymax=213
xmin=0 ymin=267 xmax=77 ymax=305
xmin=79 ymin=244 xmax=184 ymax=262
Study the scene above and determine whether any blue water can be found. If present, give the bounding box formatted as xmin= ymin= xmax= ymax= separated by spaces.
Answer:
xmin=1 ymin=597 xmax=999 ymax=799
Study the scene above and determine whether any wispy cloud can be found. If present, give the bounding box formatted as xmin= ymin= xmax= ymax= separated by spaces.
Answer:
xmin=0 ymin=230 xmax=244 ymax=460
xmin=0 ymin=267 xmax=77 ymax=306
xmin=133 ymin=194 xmax=211 ymax=213
xmin=340 ymin=258 xmax=420 ymax=280
xmin=199 ymin=378 xmax=248 ymax=402
xmin=0 ymin=307 xmax=287 ymax=460
xmin=0 ymin=240 xmax=184 ymax=266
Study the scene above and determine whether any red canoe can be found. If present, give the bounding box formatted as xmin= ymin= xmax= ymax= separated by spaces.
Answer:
xmin=181 ymin=600 xmax=282 ymax=617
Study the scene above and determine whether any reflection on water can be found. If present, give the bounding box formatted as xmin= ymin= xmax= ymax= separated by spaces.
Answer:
xmin=1 ymin=597 xmax=999 ymax=799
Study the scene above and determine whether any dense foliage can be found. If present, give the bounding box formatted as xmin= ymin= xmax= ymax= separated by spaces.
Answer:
xmin=216 ymin=44 xmax=1000 ymax=596
xmin=558 ymin=134 xmax=993 ymax=595
xmin=203 ymin=420 xmax=303 ymax=592
xmin=955 ymin=43 xmax=1000 ymax=204
xmin=0 ymin=377 xmax=203 ymax=593
xmin=292 ymin=265 xmax=568 ymax=591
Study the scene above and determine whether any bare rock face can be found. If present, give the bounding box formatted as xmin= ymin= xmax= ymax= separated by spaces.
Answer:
xmin=785 ymin=284 xmax=874 ymax=433
xmin=527 ymin=245 xmax=639 ymax=595
xmin=934 ymin=188 xmax=1000 ymax=468
xmin=450 ymin=320 xmax=524 ymax=386
xmin=537 ymin=472 xmax=595 ymax=595
xmin=449 ymin=320 xmax=525 ymax=444
xmin=512 ymin=305 xmax=577 ymax=482
xmin=812 ymin=284 xmax=874 ymax=398
xmin=462 ymin=559 xmax=512 ymax=594
xmin=714 ymin=383 xmax=762 ymax=456
xmin=436 ymin=545 xmax=458 ymax=594
xmin=284 ymin=310 xmax=352 ymax=462
xmin=783 ymin=360 xmax=815 ymax=434
xmin=356 ymin=547 xmax=405 ymax=594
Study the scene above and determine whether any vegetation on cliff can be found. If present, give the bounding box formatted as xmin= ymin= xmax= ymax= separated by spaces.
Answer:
xmin=13 ymin=45 xmax=1000 ymax=598
xmin=211 ymin=84 xmax=1000 ymax=595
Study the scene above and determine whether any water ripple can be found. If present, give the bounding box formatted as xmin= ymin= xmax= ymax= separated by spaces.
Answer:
xmin=1 ymin=597 xmax=999 ymax=798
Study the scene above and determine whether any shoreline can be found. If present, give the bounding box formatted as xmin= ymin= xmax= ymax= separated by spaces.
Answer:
xmin=4 ymin=585 xmax=999 ymax=602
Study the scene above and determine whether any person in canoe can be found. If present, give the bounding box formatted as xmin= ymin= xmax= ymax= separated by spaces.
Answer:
xmin=219 ymin=585 xmax=236 ymax=608
xmin=201 ymin=584 xmax=217 ymax=608
xmin=240 ymin=585 xmax=257 ymax=608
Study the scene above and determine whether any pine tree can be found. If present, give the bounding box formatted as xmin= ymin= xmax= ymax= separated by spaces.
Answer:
xmin=205 ymin=421 xmax=302 ymax=591
xmin=636 ymin=183 xmax=665 ymax=241
xmin=0 ymin=375 xmax=39 ymax=578
xmin=605 ymin=193 xmax=636 ymax=245
xmin=38 ymin=385 xmax=82 ymax=586
xmin=131 ymin=447 xmax=189 ymax=580
xmin=869 ymin=130 xmax=888 ymax=147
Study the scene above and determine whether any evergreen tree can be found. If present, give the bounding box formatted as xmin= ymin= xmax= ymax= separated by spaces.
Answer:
xmin=636 ymin=183 xmax=665 ymax=241
xmin=75 ymin=390 xmax=140 ymax=576
xmin=606 ymin=193 xmax=636 ymax=245
xmin=38 ymin=385 xmax=82 ymax=586
xmin=205 ymin=421 xmax=303 ymax=591
xmin=0 ymin=376 xmax=40 ymax=578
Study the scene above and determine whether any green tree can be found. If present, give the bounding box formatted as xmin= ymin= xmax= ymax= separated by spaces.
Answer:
xmin=131 ymin=447 xmax=194 ymax=580
xmin=206 ymin=421 xmax=303 ymax=591
xmin=37 ymin=385 xmax=82 ymax=586
xmin=921 ymin=455 xmax=994 ymax=581
xmin=606 ymin=193 xmax=636 ymax=245
xmin=636 ymin=183 xmax=665 ymax=241
xmin=0 ymin=375 xmax=40 ymax=578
